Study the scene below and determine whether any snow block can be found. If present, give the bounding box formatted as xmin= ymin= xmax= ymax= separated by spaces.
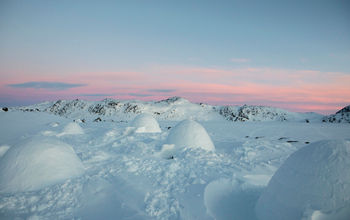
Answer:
xmin=0 ymin=137 xmax=85 ymax=193
xmin=255 ymin=140 xmax=350 ymax=220
xmin=166 ymin=119 xmax=215 ymax=151
xmin=131 ymin=113 xmax=161 ymax=133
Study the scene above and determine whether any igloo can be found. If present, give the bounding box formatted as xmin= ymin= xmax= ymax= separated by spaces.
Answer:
xmin=166 ymin=119 xmax=215 ymax=151
xmin=255 ymin=140 xmax=350 ymax=220
xmin=131 ymin=113 xmax=161 ymax=133
xmin=57 ymin=122 xmax=84 ymax=136
xmin=0 ymin=137 xmax=85 ymax=193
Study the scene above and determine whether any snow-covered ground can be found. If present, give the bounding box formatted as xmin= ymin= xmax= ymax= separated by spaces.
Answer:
xmin=0 ymin=102 xmax=349 ymax=219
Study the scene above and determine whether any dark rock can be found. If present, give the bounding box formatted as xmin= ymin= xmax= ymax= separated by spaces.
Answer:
xmin=2 ymin=107 xmax=8 ymax=112
xmin=94 ymin=117 xmax=102 ymax=122
xmin=124 ymin=103 xmax=140 ymax=113
xmin=89 ymin=104 xmax=106 ymax=115
xmin=167 ymin=155 xmax=174 ymax=160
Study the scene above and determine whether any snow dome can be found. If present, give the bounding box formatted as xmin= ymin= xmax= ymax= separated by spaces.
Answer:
xmin=166 ymin=119 xmax=215 ymax=151
xmin=131 ymin=113 xmax=161 ymax=133
xmin=58 ymin=122 xmax=84 ymax=136
xmin=0 ymin=137 xmax=85 ymax=193
xmin=255 ymin=140 xmax=350 ymax=220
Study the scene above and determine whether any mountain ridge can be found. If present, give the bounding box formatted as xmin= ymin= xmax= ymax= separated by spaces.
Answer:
xmin=322 ymin=105 xmax=350 ymax=123
xmin=2 ymin=97 xmax=348 ymax=123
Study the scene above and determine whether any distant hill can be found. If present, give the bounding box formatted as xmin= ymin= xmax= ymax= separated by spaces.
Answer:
xmin=2 ymin=97 xmax=328 ymax=123
xmin=323 ymin=105 xmax=350 ymax=123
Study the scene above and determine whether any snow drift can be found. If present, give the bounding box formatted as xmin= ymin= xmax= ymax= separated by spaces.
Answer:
xmin=0 ymin=137 xmax=85 ymax=193
xmin=131 ymin=113 xmax=161 ymax=133
xmin=255 ymin=140 xmax=350 ymax=220
xmin=166 ymin=119 xmax=215 ymax=151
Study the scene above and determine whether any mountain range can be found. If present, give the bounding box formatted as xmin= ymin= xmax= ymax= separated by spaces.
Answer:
xmin=1 ymin=97 xmax=349 ymax=123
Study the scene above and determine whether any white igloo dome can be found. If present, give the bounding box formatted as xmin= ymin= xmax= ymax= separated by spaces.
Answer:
xmin=0 ymin=137 xmax=85 ymax=193
xmin=131 ymin=113 xmax=161 ymax=133
xmin=255 ymin=140 xmax=350 ymax=220
xmin=166 ymin=119 xmax=215 ymax=151
xmin=57 ymin=122 xmax=84 ymax=136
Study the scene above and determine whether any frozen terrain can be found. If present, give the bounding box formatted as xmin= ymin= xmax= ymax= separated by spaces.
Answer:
xmin=0 ymin=98 xmax=349 ymax=220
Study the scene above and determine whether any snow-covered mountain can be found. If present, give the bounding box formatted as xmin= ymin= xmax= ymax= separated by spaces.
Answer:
xmin=323 ymin=105 xmax=350 ymax=123
xmin=6 ymin=97 xmax=324 ymax=122
xmin=218 ymin=105 xmax=321 ymax=122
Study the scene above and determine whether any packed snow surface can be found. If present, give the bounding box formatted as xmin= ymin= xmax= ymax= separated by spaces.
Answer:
xmin=0 ymin=136 xmax=85 ymax=193
xmin=166 ymin=119 xmax=215 ymax=151
xmin=131 ymin=113 xmax=161 ymax=133
xmin=204 ymin=178 xmax=261 ymax=220
xmin=255 ymin=140 xmax=350 ymax=220
xmin=0 ymin=103 xmax=350 ymax=219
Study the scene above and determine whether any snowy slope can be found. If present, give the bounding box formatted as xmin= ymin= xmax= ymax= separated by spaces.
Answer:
xmin=323 ymin=105 xmax=350 ymax=123
xmin=8 ymin=97 xmax=323 ymax=123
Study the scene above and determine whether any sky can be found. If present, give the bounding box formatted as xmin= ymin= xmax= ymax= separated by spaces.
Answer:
xmin=0 ymin=0 xmax=349 ymax=114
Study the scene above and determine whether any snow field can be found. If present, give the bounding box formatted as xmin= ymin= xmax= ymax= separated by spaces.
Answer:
xmin=1 ymin=111 xmax=350 ymax=219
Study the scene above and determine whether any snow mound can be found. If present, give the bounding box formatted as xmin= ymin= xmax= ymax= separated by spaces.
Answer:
xmin=166 ymin=119 xmax=215 ymax=151
xmin=255 ymin=140 xmax=350 ymax=220
xmin=0 ymin=137 xmax=85 ymax=193
xmin=58 ymin=122 xmax=84 ymax=136
xmin=131 ymin=113 xmax=161 ymax=133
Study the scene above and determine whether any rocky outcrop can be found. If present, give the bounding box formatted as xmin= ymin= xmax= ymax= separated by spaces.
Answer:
xmin=323 ymin=105 xmax=350 ymax=123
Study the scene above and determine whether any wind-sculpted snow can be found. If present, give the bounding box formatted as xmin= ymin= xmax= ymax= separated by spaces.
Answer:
xmin=8 ymin=97 xmax=325 ymax=122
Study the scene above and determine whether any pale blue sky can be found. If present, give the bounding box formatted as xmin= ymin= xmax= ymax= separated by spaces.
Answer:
xmin=0 ymin=0 xmax=349 ymax=113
